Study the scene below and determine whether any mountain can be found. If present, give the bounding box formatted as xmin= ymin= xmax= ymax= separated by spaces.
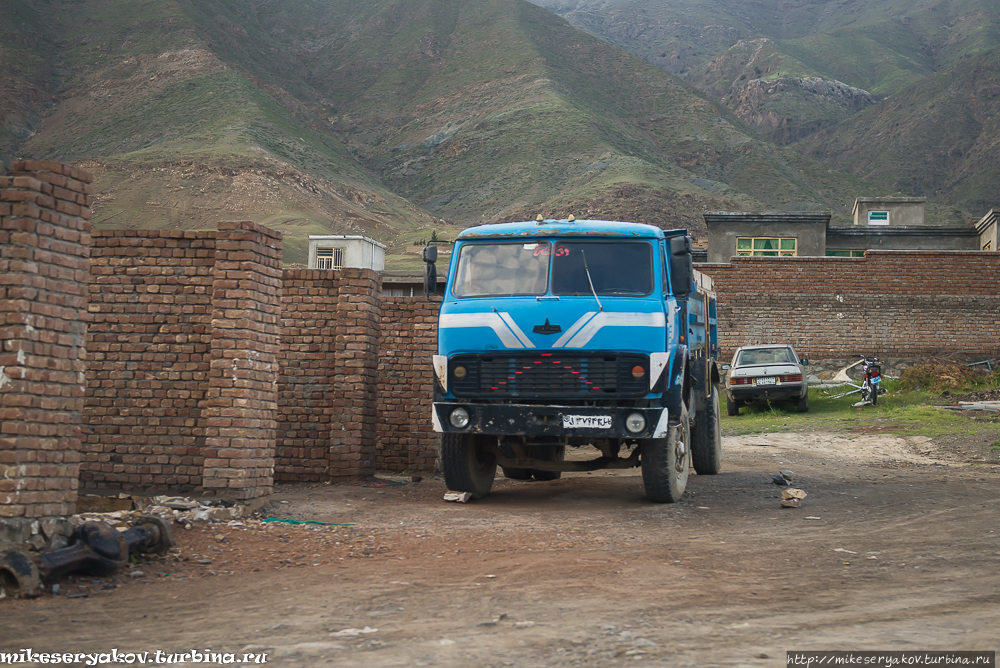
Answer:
xmin=795 ymin=46 xmax=1000 ymax=214
xmin=685 ymin=37 xmax=880 ymax=144
xmin=2 ymin=0 xmax=890 ymax=265
xmin=6 ymin=0 xmax=988 ymax=265
xmin=528 ymin=0 xmax=1000 ymax=143
xmin=6 ymin=0 xmax=447 ymax=264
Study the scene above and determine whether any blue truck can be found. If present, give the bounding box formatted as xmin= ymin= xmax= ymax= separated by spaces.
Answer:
xmin=422 ymin=217 xmax=721 ymax=503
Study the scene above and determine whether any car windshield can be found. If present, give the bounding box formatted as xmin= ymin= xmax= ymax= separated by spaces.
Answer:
xmin=452 ymin=242 xmax=550 ymax=297
xmin=551 ymin=241 xmax=653 ymax=296
xmin=452 ymin=240 xmax=653 ymax=298
xmin=736 ymin=347 xmax=795 ymax=366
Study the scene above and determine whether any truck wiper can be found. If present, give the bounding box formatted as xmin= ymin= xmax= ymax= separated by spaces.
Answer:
xmin=580 ymin=250 xmax=603 ymax=312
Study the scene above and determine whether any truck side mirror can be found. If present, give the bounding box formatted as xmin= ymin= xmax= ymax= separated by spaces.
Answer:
xmin=423 ymin=245 xmax=438 ymax=297
xmin=669 ymin=235 xmax=693 ymax=298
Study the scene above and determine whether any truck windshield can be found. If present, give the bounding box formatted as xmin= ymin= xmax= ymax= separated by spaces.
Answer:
xmin=551 ymin=241 xmax=653 ymax=296
xmin=452 ymin=242 xmax=550 ymax=297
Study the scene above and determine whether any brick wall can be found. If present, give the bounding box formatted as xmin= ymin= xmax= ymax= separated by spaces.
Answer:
xmin=200 ymin=222 xmax=282 ymax=500
xmin=277 ymin=270 xmax=340 ymax=481
xmin=84 ymin=231 xmax=215 ymax=491
xmin=696 ymin=252 xmax=1000 ymax=360
xmin=328 ymin=270 xmax=381 ymax=481
xmin=0 ymin=161 xmax=92 ymax=519
xmin=8 ymin=173 xmax=1000 ymax=512
xmin=377 ymin=299 xmax=440 ymax=472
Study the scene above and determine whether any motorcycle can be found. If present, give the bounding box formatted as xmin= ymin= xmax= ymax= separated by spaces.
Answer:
xmin=858 ymin=355 xmax=885 ymax=406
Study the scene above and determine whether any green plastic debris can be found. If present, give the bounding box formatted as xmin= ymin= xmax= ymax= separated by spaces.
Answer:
xmin=262 ymin=518 xmax=355 ymax=526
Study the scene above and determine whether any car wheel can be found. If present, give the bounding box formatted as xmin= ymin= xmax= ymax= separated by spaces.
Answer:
xmin=441 ymin=433 xmax=497 ymax=498
xmin=797 ymin=392 xmax=809 ymax=413
xmin=498 ymin=440 xmax=533 ymax=480
xmin=726 ymin=395 xmax=739 ymax=416
xmin=532 ymin=445 xmax=565 ymax=481
xmin=692 ymin=386 xmax=722 ymax=475
xmin=641 ymin=408 xmax=690 ymax=503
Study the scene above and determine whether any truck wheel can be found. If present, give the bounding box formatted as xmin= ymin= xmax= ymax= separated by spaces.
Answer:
xmin=532 ymin=446 xmax=566 ymax=481
xmin=692 ymin=387 xmax=722 ymax=475
xmin=441 ymin=433 xmax=497 ymax=499
xmin=640 ymin=410 xmax=690 ymax=503
xmin=498 ymin=440 xmax=533 ymax=481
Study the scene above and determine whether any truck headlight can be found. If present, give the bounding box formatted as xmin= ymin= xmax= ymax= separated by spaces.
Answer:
xmin=625 ymin=413 xmax=646 ymax=434
xmin=449 ymin=407 xmax=470 ymax=429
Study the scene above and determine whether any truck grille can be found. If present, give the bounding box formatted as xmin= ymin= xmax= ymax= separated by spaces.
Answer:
xmin=449 ymin=354 xmax=649 ymax=398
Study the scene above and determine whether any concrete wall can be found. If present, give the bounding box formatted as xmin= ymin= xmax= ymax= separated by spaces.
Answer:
xmin=852 ymin=197 xmax=926 ymax=226
xmin=308 ymin=236 xmax=386 ymax=270
xmin=977 ymin=210 xmax=998 ymax=251
xmin=826 ymin=227 xmax=981 ymax=252
xmin=704 ymin=212 xmax=830 ymax=263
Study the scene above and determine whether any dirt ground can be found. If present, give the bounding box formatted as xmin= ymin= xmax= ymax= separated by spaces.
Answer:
xmin=3 ymin=426 xmax=1000 ymax=667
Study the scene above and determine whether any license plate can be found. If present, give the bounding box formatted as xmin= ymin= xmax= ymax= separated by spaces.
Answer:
xmin=563 ymin=415 xmax=613 ymax=429
xmin=755 ymin=377 xmax=777 ymax=386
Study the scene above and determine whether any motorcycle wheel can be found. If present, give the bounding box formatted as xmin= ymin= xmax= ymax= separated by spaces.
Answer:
xmin=871 ymin=382 xmax=878 ymax=406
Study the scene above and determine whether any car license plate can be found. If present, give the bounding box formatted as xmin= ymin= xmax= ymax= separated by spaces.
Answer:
xmin=563 ymin=415 xmax=612 ymax=429
xmin=755 ymin=377 xmax=777 ymax=386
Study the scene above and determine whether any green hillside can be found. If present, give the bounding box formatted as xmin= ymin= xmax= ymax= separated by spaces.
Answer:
xmin=795 ymin=46 xmax=1000 ymax=215
xmin=12 ymin=0 xmax=447 ymax=264
xmin=4 ymin=0 xmax=984 ymax=265
xmin=0 ymin=1 xmax=58 ymax=164
xmin=531 ymin=0 xmax=1000 ymax=88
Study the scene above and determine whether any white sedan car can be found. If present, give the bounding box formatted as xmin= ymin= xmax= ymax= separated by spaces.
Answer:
xmin=724 ymin=344 xmax=809 ymax=415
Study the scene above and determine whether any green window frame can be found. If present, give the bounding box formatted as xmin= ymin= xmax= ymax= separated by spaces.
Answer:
xmin=736 ymin=237 xmax=797 ymax=257
xmin=825 ymin=250 xmax=866 ymax=257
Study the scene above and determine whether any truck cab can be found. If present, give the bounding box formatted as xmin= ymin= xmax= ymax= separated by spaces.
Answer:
xmin=425 ymin=218 xmax=721 ymax=502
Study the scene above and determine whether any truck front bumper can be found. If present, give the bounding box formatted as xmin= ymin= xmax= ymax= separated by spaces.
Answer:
xmin=432 ymin=402 xmax=669 ymax=439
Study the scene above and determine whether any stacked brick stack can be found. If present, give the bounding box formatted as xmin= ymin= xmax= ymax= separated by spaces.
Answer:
xmin=83 ymin=230 xmax=216 ymax=491
xmin=328 ymin=269 xmax=380 ymax=480
xmin=276 ymin=270 xmax=340 ymax=481
xmin=0 ymin=161 xmax=91 ymax=519
xmin=200 ymin=222 xmax=282 ymax=499
xmin=377 ymin=299 xmax=440 ymax=471
xmin=697 ymin=252 xmax=1000 ymax=360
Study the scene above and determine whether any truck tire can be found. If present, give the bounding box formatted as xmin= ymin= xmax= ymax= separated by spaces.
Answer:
xmin=532 ymin=445 xmax=566 ymax=481
xmin=441 ymin=433 xmax=497 ymax=499
xmin=692 ymin=387 xmax=722 ymax=475
xmin=640 ymin=409 xmax=690 ymax=503
xmin=498 ymin=440 xmax=533 ymax=481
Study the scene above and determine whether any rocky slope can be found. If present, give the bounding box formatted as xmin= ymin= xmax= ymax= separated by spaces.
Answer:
xmin=795 ymin=46 xmax=1000 ymax=213
xmin=3 ymin=0 xmax=886 ymax=264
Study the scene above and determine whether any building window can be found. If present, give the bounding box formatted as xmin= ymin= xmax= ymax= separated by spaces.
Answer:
xmin=316 ymin=247 xmax=344 ymax=269
xmin=868 ymin=211 xmax=889 ymax=225
xmin=736 ymin=237 xmax=797 ymax=257
xmin=826 ymin=250 xmax=866 ymax=257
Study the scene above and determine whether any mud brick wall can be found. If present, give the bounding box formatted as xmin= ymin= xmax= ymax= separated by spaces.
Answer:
xmin=83 ymin=230 xmax=216 ymax=491
xmin=201 ymin=222 xmax=282 ymax=500
xmin=696 ymin=251 xmax=1000 ymax=360
xmin=0 ymin=161 xmax=92 ymax=519
xmin=328 ymin=270 xmax=381 ymax=481
xmin=276 ymin=270 xmax=340 ymax=481
xmin=377 ymin=299 xmax=440 ymax=472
